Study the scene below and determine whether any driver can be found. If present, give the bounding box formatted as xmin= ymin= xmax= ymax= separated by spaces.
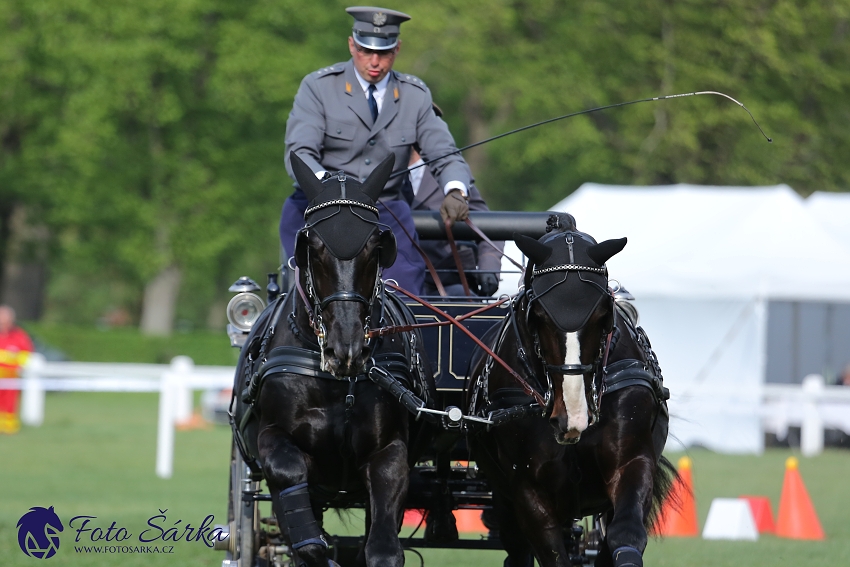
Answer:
xmin=280 ymin=6 xmax=474 ymax=294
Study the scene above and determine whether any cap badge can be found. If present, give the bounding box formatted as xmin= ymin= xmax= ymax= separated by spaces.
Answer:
xmin=372 ymin=12 xmax=387 ymax=26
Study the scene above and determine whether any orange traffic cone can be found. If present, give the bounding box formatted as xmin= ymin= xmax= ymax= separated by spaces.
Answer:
xmin=454 ymin=509 xmax=488 ymax=533
xmin=775 ymin=457 xmax=825 ymax=540
xmin=175 ymin=410 xmax=211 ymax=430
xmin=655 ymin=456 xmax=699 ymax=537
xmin=740 ymin=496 xmax=776 ymax=534
xmin=402 ymin=509 xmax=425 ymax=528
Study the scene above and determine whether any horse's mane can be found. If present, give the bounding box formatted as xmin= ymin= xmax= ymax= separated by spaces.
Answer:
xmin=544 ymin=212 xmax=577 ymax=234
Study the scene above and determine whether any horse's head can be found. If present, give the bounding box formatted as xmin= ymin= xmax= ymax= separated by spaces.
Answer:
xmin=514 ymin=214 xmax=626 ymax=444
xmin=291 ymin=153 xmax=397 ymax=376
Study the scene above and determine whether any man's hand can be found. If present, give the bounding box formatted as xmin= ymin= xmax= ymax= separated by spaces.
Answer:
xmin=440 ymin=189 xmax=469 ymax=223
xmin=476 ymin=272 xmax=499 ymax=297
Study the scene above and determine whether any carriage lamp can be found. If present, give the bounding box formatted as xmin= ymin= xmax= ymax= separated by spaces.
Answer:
xmin=226 ymin=277 xmax=265 ymax=347
xmin=227 ymin=292 xmax=265 ymax=332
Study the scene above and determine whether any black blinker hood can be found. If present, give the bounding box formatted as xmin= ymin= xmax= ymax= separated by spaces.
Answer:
xmin=530 ymin=230 xmax=611 ymax=332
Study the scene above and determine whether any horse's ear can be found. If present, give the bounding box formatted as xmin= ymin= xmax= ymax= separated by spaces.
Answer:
xmin=514 ymin=233 xmax=552 ymax=265
xmin=586 ymin=237 xmax=627 ymax=266
xmin=290 ymin=152 xmax=325 ymax=202
xmin=379 ymin=229 xmax=397 ymax=268
xmin=295 ymin=229 xmax=309 ymax=268
xmin=361 ymin=153 xmax=395 ymax=202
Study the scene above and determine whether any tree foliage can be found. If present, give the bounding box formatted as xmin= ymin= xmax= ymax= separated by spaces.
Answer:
xmin=1 ymin=0 xmax=848 ymax=327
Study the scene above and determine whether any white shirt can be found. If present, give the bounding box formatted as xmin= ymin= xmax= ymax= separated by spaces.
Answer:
xmin=409 ymin=158 xmax=426 ymax=196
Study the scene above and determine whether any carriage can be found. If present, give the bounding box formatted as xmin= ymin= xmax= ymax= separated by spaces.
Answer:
xmin=215 ymin=157 xmax=673 ymax=567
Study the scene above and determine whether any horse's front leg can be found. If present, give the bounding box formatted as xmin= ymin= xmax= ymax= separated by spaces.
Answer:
xmin=598 ymin=454 xmax=655 ymax=567
xmin=361 ymin=438 xmax=408 ymax=567
xmin=259 ymin=427 xmax=330 ymax=567
xmin=512 ymin=482 xmax=571 ymax=567
xmin=596 ymin=394 xmax=658 ymax=567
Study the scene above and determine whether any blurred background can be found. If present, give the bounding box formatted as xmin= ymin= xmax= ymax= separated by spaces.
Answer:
xmin=2 ymin=0 xmax=848 ymax=341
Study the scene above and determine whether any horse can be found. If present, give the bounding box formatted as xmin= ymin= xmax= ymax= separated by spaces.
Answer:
xmin=230 ymin=152 xmax=437 ymax=567
xmin=467 ymin=213 xmax=676 ymax=567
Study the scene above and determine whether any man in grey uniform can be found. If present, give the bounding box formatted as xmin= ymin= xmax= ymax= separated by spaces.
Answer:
xmin=280 ymin=6 xmax=473 ymax=294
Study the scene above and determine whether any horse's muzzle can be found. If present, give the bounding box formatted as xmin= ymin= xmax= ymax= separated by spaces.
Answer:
xmin=323 ymin=343 xmax=370 ymax=377
xmin=549 ymin=413 xmax=585 ymax=445
xmin=553 ymin=427 xmax=582 ymax=445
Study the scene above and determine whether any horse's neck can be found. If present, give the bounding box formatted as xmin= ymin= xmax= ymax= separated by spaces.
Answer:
xmin=607 ymin=316 xmax=643 ymax=364
xmin=266 ymin=288 xmax=316 ymax=350
xmin=495 ymin=296 xmax=546 ymax=388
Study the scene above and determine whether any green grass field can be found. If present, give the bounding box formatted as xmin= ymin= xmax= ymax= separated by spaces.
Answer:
xmin=1 ymin=391 xmax=848 ymax=566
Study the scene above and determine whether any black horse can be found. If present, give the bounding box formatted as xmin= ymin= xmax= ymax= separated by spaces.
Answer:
xmin=468 ymin=214 xmax=676 ymax=567
xmin=231 ymin=153 xmax=437 ymax=567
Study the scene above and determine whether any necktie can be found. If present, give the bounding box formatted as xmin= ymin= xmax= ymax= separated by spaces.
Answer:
xmin=400 ymin=174 xmax=415 ymax=205
xmin=367 ymin=84 xmax=378 ymax=123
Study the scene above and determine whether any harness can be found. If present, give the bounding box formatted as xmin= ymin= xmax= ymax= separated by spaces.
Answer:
xmin=234 ymin=285 xmax=429 ymax=480
xmin=469 ymin=231 xmax=668 ymax=428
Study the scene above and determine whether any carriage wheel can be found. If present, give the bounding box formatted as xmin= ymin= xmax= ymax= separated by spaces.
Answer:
xmin=224 ymin=438 xmax=260 ymax=567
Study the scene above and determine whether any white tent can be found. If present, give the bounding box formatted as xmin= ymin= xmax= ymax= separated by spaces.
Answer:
xmin=805 ymin=191 xmax=850 ymax=248
xmin=497 ymin=184 xmax=850 ymax=453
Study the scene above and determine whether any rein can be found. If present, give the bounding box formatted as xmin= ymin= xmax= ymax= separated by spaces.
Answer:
xmin=366 ymin=295 xmax=511 ymax=338
xmin=385 ymin=282 xmax=548 ymax=408
xmin=444 ymin=218 xmax=473 ymax=296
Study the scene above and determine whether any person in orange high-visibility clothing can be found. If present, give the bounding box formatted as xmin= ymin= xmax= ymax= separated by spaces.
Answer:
xmin=0 ymin=305 xmax=33 ymax=434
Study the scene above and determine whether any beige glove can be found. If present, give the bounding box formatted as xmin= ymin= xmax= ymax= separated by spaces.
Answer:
xmin=440 ymin=189 xmax=469 ymax=223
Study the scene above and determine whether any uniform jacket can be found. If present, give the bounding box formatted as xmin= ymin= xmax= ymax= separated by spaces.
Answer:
xmin=412 ymin=168 xmax=504 ymax=275
xmin=284 ymin=60 xmax=472 ymax=200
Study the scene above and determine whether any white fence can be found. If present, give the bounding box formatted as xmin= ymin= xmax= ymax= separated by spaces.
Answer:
xmin=763 ymin=375 xmax=850 ymax=456
xmin=0 ymin=353 xmax=234 ymax=479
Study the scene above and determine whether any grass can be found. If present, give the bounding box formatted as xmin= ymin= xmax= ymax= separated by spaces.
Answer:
xmin=1 ymin=392 xmax=848 ymax=567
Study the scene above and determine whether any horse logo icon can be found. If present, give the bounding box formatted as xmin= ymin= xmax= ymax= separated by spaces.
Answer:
xmin=17 ymin=506 xmax=64 ymax=559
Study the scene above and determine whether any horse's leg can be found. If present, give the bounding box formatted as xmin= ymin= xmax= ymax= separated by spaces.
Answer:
xmin=598 ymin=400 xmax=656 ymax=567
xmin=361 ymin=438 xmax=408 ymax=567
xmin=600 ymin=454 xmax=655 ymax=567
xmin=424 ymin=450 xmax=458 ymax=542
xmin=511 ymin=484 xmax=571 ymax=567
xmin=594 ymin=511 xmax=614 ymax=567
xmin=259 ymin=429 xmax=329 ymax=567
xmin=491 ymin=489 xmax=534 ymax=567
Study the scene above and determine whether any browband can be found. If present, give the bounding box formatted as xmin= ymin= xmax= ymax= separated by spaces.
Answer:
xmin=304 ymin=199 xmax=379 ymax=219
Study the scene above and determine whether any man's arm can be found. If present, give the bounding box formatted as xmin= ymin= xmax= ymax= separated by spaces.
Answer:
xmin=411 ymin=86 xmax=472 ymax=195
xmin=284 ymin=76 xmax=327 ymax=181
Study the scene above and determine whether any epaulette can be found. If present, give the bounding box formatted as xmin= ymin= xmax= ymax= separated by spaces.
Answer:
xmin=313 ymin=63 xmax=346 ymax=78
xmin=396 ymin=72 xmax=428 ymax=91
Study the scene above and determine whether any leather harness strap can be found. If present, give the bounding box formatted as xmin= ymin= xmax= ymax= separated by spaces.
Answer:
xmin=444 ymin=218 xmax=473 ymax=296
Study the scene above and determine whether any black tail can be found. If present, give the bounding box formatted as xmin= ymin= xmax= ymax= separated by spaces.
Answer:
xmin=646 ymin=455 xmax=680 ymax=531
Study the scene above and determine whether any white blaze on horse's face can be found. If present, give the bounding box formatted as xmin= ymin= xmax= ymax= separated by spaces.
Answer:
xmin=559 ymin=331 xmax=589 ymax=442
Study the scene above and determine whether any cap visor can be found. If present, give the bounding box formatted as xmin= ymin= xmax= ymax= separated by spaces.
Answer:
xmin=353 ymin=32 xmax=398 ymax=50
